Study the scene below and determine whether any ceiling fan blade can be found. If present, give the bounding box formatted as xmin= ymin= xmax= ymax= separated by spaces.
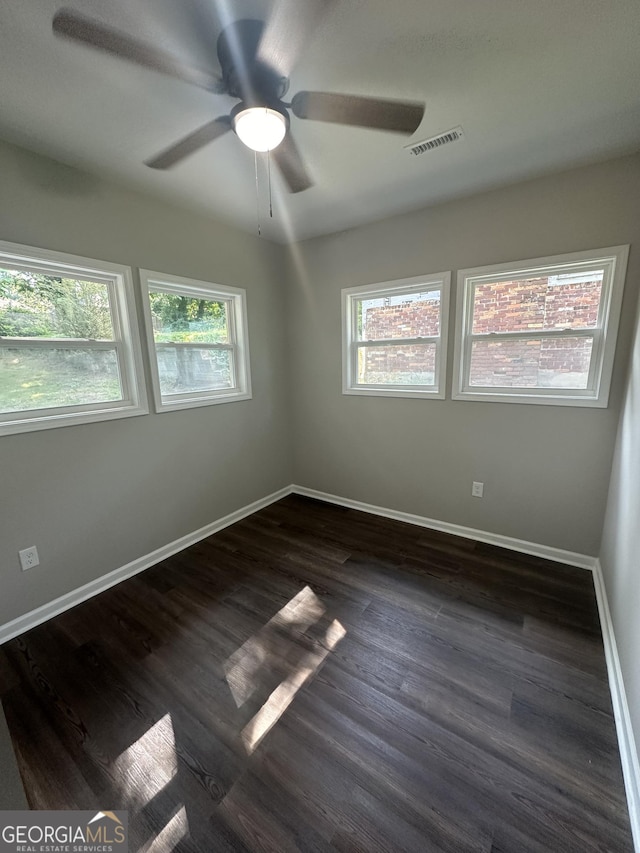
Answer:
xmin=53 ymin=8 xmax=222 ymax=92
xmin=291 ymin=92 xmax=424 ymax=135
xmin=257 ymin=0 xmax=336 ymax=78
xmin=146 ymin=118 xmax=231 ymax=169
xmin=272 ymin=133 xmax=314 ymax=193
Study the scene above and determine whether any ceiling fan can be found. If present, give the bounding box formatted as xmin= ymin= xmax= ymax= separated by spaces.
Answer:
xmin=52 ymin=3 xmax=425 ymax=193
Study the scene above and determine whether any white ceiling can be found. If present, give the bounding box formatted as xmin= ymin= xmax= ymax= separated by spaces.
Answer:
xmin=1 ymin=0 xmax=639 ymax=243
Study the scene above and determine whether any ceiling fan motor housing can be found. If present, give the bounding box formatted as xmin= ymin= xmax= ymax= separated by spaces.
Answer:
xmin=217 ymin=19 xmax=289 ymax=104
xmin=230 ymin=102 xmax=289 ymax=127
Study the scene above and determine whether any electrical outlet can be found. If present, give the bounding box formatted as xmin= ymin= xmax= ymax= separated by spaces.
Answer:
xmin=19 ymin=546 xmax=39 ymax=571
xmin=472 ymin=481 xmax=484 ymax=498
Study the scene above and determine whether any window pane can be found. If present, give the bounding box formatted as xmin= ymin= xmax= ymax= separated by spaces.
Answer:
xmin=357 ymin=343 xmax=436 ymax=386
xmin=358 ymin=291 xmax=440 ymax=340
xmin=469 ymin=337 xmax=593 ymax=389
xmin=0 ymin=268 xmax=114 ymax=340
xmin=472 ymin=271 xmax=604 ymax=334
xmin=149 ymin=292 xmax=229 ymax=344
xmin=156 ymin=346 xmax=233 ymax=395
xmin=0 ymin=347 xmax=122 ymax=413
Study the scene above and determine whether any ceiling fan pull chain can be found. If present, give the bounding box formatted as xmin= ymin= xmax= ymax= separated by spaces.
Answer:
xmin=254 ymin=150 xmax=261 ymax=237
xmin=268 ymin=150 xmax=273 ymax=219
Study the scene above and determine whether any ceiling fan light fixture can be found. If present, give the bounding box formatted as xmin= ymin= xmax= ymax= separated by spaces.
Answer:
xmin=233 ymin=106 xmax=287 ymax=152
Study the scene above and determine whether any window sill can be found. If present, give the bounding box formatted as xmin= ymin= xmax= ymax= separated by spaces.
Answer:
xmin=0 ymin=402 xmax=149 ymax=437
xmin=451 ymin=389 xmax=608 ymax=408
xmin=343 ymin=387 xmax=445 ymax=400
xmin=152 ymin=390 xmax=253 ymax=413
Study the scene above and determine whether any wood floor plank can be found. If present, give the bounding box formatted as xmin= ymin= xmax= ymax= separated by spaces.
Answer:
xmin=0 ymin=494 xmax=632 ymax=851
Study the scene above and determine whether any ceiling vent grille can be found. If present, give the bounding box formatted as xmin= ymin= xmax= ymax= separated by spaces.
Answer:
xmin=405 ymin=126 xmax=464 ymax=156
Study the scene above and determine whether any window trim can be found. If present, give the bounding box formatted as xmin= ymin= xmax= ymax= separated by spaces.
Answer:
xmin=0 ymin=240 xmax=148 ymax=436
xmin=452 ymin=246 xmax=629 ymax=408
xmin=140 ymin=270 xmax=252 ymax=412
xmin=342 ymin=273 xmax=451 ymax=399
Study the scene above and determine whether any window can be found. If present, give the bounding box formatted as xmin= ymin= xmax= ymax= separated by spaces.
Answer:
xmin=342 ymin=273 xmax=450 ymax=398
xmin=453 ymin=246 xmax=629 ymax=407
xmin=140 ymin=270 xmax=251 ymax=412
xmin=0 ymin=241 xmax=147 ymax=436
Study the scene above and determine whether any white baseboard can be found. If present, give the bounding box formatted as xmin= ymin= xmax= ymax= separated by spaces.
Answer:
xmin=0 ymin=482 xmax=595 ymax=648
xmin=0 ymin=485 xmax=293 ymax=646
xmin=291 ymin=484 xmax=597 ymax=570
xmin=592 ymin=560 xmax=640 ymax=852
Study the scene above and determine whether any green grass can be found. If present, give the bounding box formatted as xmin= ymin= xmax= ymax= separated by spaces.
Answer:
xmin=0 ymin=350 xmax=121 ymax=413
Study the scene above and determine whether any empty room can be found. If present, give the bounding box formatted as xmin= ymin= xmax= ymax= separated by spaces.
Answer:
xmin=0 ymin=1 xmax=639 ymax=851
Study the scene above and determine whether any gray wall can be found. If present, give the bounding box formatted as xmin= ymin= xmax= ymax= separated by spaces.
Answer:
xmin=0 ymin=140 xmax=292 ymax=626
xmin=286 ymin=154 xmax=640 ymax=555
xmin=600 ymin=292 xmax=640 ymax=754
xmin=2 ymin=141 xmax=639 ymax=632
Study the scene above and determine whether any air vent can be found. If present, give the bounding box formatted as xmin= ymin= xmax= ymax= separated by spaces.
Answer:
xmin=405 ymin=126 xmax=464 ymax=156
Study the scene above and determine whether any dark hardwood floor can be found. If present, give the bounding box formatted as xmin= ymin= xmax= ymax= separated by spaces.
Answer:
xmin=0 ymin=495 xmax=633 ymax=852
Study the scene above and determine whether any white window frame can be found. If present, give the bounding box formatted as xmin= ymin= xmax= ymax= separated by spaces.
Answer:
xmin=342 ymin=273 xmax=451 ymax=399
xmin=0 ymin=240 xmax=147 ymax=436
xmin=452 ymin=245 xmax=629 ymax=408
xmin=140 ymin=270 xmax=252 ymax=412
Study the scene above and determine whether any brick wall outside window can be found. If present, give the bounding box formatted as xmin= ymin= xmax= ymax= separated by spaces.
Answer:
xmin=470 ymin=276 xmax=601 ymax=386
xmin=471 ymin=277 xmax=601 ymax=334
xmin=360 ymin=299 xmax=440 ymax=383
xmin=360 ymin=277 xmax=601 ymax=386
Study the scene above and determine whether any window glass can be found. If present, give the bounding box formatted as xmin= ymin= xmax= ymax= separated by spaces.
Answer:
xmin=0 ymin=269 xmax=114 ymax=340
xmin=343 ymin=274 xmax=450 ymax=399
xmin=469 ymin=337 xmax=593 ymax=389
xmin=140 ymin=271 xmax=251 ymax=412
xmin=357 ymin=343 xmax=437 ymax=386
xmin=357 ymin=291 xmax=441 ymax=340
xmin=471 ymin=272 xmax=604 ymax=334
xmin=155 ymin=345 xmax=233 ymax=396
xmin=0 ymin=347 xmax=122 ymax=412
xmin=148 ymin=292 xmax=229 ymax=344
xmin=453 ymin=247 xmax=628 ymax=407
xmin=0 ymin=242 xmax=146 ymax=435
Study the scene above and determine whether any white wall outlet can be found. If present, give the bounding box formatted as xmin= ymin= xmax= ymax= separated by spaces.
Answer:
xmin=19 ymin=546 xmax=39 ymax=571
xmin=472 ymin=481 xmax=484 ymax=498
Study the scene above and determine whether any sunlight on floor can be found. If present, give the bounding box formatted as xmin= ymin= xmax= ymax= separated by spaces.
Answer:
xmin=138 ymin=806 xmax=188 ymax=853
xmin=223 ymin=585 xmax=347 ymax=753
xmin=224 ymin=585 xmax=326 ymax=707
xmin=114 ymin=713 xmax=192 ymax=849
xmin=241 ymin=618 xmax=347 ymax=754
xmin=115 ymin=712 xmax=177 ymax=811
